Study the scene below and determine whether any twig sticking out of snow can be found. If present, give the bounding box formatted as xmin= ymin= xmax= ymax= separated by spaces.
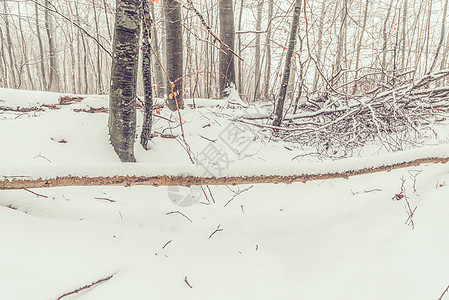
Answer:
xmin=184 ymin=276 xmax=193 ymax=289
xmin=56 ymin=273 xmax=115 ymax=300
xmin=166 ymin=211 xmax=193 ymax=223
xmin=393 ymin=177 xmax=417 ymax=229
xmin=224 ymin=185 xmax=254 ymax=207
xmin=439 ymin=284 xmax=449 ymax=300
xmin=22 ymin=188 xmax=48 ymax=198
xmin=208 ymin=224 xmax=223 ymax=239
xmin=162 ymin=239 xmax=173 ymax=249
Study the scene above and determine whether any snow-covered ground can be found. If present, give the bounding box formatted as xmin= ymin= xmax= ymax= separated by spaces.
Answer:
xmin=1 ymin=88 xmax=449 ymax=299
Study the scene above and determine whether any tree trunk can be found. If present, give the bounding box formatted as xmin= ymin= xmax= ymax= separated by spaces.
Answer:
xmin=3 ymin=1 xmax=17 ymax=88
xmin=219 ymin=0 xmax=236 ymax=98
xmin=353 ymin=0 xmax=369 ymax=94
xmin=263 ymin=0 xmax=274 ymax=99
xmin=150 ymin=2 xmax=165 ymax=98
xmin=35 ymin=1 xmax=48 ymax=90
xmin=333 ymin=0 xmax=347 ymax=83
xmin=163 ymin=0 xmax=184 ymax=111
xmin=109 ymin=0 xmax=141 ymax=162
xmin=430 ymin=0 xmax=448 ymax=72
xmin=92 ymin=0 xmax=103 ymax=93
xmin=272 ymin=0 xmax=301 ymax=127
xmin=0 ymin=27 xmax=5 ymax=87
xmin=17 ymin=3 xmax=35 ymax=90
xmin=141 ymin=0 xmax=154 ymax=150
xmin=401 ymin=0 xmax=408 ymax=69
xmin=237 ymin=0 xmax=244 ymax=94
xmin=381 ymin=0 xmax=394 ymax=83
xmin=312 ymin=0 xmax=326 ymax=91
xmin=45 ymin=0 xmax=59 ymax=92
xmin=253 ymin=0 xmax=264 ymax=101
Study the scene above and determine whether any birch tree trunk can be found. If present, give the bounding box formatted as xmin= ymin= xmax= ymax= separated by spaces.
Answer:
xmin=219 ymin=0 xmax=236 ymax=98
xmin=109 ymin=0 xmax=141 ymax=162
xmin=272 ymin=0 xmax=301 ymax=127
xmin=163 ymin=0 xmax=184 ymax=111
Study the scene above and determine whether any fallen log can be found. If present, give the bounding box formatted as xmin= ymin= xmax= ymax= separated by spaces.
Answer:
xmin=1 ymin=148 xmax=449 ymax=190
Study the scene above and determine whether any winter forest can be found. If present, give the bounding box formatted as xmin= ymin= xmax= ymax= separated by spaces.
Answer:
xmin=2 ymin=0 xmax=449 ymax=299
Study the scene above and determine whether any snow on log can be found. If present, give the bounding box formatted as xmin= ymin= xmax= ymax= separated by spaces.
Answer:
xmin=2 ymin=145 xmax=449 ymax=190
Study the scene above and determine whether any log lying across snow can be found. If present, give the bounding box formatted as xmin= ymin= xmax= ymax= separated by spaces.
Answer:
xmin=2 ymin=145 xmax=449 ymax=190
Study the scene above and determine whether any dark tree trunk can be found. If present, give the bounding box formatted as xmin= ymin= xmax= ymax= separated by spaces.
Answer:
xmin=109 ymin=0 xmax=141 ymax=162
xmin=219 ymin=0 xmax=236 ymax=98
xmin=272 ymin=0 xmax=301 ymax=127
xmin=163 ymin=0 xmax=184 ymax=111
xmin=140 ymin=0 xmax=153 ymax=150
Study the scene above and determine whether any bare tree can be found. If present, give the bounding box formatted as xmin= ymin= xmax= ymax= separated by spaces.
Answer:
xmin=273 ymin=0 xmax=301 ymax=127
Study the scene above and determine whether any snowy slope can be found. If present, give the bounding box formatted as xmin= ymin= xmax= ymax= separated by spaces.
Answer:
xmin=1 ymin=88 xmax=449 ymax=299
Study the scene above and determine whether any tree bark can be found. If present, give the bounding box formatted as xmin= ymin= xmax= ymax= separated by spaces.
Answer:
xmin=2 ymin=156 xmax=448 ymax=190
xmin=3 ymin=1 xmax=17 ymax=88
xmin=353 ymin=0 xmax=369 ymax=94
xmin=45 ymin=0 xmax=59 ymax=92
xmin=272 ymin=0 xmax=301 ymax=127
xmin=141 ymin=0 xmax=153 ymax=150
xmin=263 ymin=0 xmax=274 ymax=99
xmin=312 ymin=0 xmax=326 ymax=91
xmin=109 ymin=0 xmax=141 ymax=162
xmin=35 ymin=1 xmax=48 ymax=90
xmin=401 ymin=0 xmax=408 ymax=69
xmin=163 ymin=0 xmax=184 ymax=111
xmin=237 ymin=0 xmax=244 ymax=94
xmin=253 ymin=0 xmax=264 ymax=101
xmin=430 ymin=0 xmax=448 ymax=72
xmin=381 ymin=0 xmax=394 ymax=83
xmin=219 ymin=0 xmax=236 ymax=98
xmin=150 ymin=2 xmax=165 ymax=98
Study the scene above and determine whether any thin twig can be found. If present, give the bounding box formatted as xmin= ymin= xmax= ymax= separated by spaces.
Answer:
xmin=23 ymin=188 xmax=48 ymax=198
xmin=166 ymin=211 xmax=193 ymax=223
xmin=439 ymin=284 xmax=449 ymax=300
xmin=94 ymin=197 xmax=116 ymax=203
xmin=184 ymin=276 xmax=193 ymax=288
xmin=224 ymin=185 xmax=254 ymax=207
xmin=162 ymin=239 xmax=173 ymax=249
xmin=57 ymin=274 xmax=115 ymax=300
xmin=208 ymin=224 xmax=223 ymax=239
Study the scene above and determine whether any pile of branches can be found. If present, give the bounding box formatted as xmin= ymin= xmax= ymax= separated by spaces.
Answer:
xmin=272 ymin=69 xmax=449 ymax=155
